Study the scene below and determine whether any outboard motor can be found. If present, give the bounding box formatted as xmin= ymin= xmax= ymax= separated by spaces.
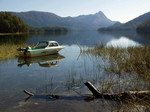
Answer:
xmin=17 ymin=48 xmax=27 ymax=51
xmin=17 ymin=46 xmax=31 ymax=51
xmin=17 ymin=46 xmax=31 ymax=56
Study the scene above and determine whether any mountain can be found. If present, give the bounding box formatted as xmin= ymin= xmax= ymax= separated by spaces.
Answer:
xmin=136 ymin=20 xmax=150 ymax=34
xmin=12 ymin=11 xmax=117 ymax=30
xmin=74 ymin=11 xmax=116 ymax=29
xmin=13 ymin=11 xmax=63 ymax=27
xmin=121 ymin=11 xmax=150 ymax=30
xmin=99 ymin=11 xmax=150 ymax=31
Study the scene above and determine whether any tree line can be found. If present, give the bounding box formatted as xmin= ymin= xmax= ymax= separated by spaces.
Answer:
xmin=28 ymin=26 xmax=68 ymax=34
xmin=0 ymin=12 xmax=28 ymax=33
xmin=136 ymin=20 xmax=150 ymax=34
xmin=0 ymin=11 xmax=68 ymax=34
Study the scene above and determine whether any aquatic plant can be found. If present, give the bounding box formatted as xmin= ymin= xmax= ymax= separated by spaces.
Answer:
xmin=82 ymin=45 xmax=150 ymax=77
xmin=0 ymin=43 xmax=25 ymax=60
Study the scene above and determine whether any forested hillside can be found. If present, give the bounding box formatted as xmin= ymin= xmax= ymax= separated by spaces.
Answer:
xmin=136 ymin=20 xmax=150 ymax=34
xmin=0 ymin=12 xmax=28 ymax=33
xmin=29 ymin=26 xmax=68 ymax=34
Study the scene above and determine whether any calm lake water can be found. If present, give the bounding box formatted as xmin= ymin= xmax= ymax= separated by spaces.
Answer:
xmin=0 ymin=31 xmax=150 ymax=112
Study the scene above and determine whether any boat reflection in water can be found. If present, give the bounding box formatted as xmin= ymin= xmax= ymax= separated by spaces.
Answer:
xmin=17 ymin=54 xmax=65 ymax=68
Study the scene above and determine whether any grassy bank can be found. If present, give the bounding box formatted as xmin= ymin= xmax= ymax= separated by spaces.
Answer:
xmin=0 ymin=44 xmax=25 ymax=60
xmin=82 ymin=45 xmax=150 ymax=76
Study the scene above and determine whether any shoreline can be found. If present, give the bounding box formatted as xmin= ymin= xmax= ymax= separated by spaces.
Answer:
xmin=0 ymin=32 xmax=28 ymax=36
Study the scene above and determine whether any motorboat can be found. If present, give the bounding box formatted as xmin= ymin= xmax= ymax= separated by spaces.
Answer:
xmin=17 ymin=41 xmax=64 ymax=57
xmin=17 ymin=54 xmax=65 ymax=68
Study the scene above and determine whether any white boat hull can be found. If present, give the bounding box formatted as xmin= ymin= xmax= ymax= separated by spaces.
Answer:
xmin=18 ymin=46 xmax=64 ymax=57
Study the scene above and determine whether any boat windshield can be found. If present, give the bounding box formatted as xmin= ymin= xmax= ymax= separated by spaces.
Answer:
xmin=49 ymin=42 xmax=59 ymax=47
xmin=34 ymin=42 xmax=48 ymax=49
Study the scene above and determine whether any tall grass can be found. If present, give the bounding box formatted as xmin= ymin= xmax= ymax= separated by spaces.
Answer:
xmin=0 ymin=43 xmax=25 ymax=60
xmin=82 ymin=45 xmax=150 ymax=76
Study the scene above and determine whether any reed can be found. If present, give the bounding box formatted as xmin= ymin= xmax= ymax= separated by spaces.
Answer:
xmin=82 ymin=45 xmax=150 ymax=76
xmin=0 ymin=43 xmax=25 ymax=60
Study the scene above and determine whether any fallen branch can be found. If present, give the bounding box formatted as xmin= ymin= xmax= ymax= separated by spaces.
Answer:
xmin=23 ymin=82 xmax=150 ymax=102
xmin=23 ymin=90 xmax=34 ymax=96
xmin=23 ymin=89 xmax=60 ymax=101
xmin=84 ymin=81 xmax=150 ymax=101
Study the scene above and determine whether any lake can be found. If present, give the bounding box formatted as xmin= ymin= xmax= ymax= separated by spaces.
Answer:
xmin=0 ymin=31 xmax=150 ymax=112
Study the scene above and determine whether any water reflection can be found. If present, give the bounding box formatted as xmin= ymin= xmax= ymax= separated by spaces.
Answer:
xmin=0 ymin=34 xmax=29 ymax=44
xmin=98 ymin=30 xmax=150 ymax=45
xmin=17 ymin=54 xmax=65 ymax=68
xmin=106 ymin=36 xmax=140 ymax=47
xmin=0 ymin=31 xmax=149 ymax=47
xmin=25 ymin=31 xmax=150 ymax=47
xmin=0 ymin=31 xmax=150 ymax=112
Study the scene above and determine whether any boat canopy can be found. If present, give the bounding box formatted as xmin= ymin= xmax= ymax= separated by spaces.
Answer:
xmin=34 ymin=41 xmax=49 ymax=49
xmin=33 ymin=41 xmax=59 ymax=49
xmin=48 ymin=41 xmax=59 ymax=47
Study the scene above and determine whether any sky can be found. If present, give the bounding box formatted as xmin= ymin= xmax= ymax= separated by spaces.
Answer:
xmin=0 ymin=0 xmax=150 ymax=23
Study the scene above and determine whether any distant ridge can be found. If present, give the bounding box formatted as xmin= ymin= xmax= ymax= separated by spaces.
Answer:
xmin=12 ymin=11 xmax=117 ymax=30
xmin=121 ymin=11 xmax=150 ymax=30
xmin=99 ymin=11 xmax=150 ymax=31
xmin=13 ymin=11 xmax=62 ymax=27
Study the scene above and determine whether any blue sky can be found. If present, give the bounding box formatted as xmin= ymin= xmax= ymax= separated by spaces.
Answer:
xmin=0 ymin=0 xmax=150 ymax=23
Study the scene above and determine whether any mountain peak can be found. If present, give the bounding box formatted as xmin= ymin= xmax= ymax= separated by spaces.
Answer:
xmin=94 ymin=11 xmax=106 ymax=17
xmin=95 ymin=11 xmax=103 ymax=15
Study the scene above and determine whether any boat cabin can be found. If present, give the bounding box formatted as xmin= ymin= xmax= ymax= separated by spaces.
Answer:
xmin=34 ymin=41 xmax=59 ymax=49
